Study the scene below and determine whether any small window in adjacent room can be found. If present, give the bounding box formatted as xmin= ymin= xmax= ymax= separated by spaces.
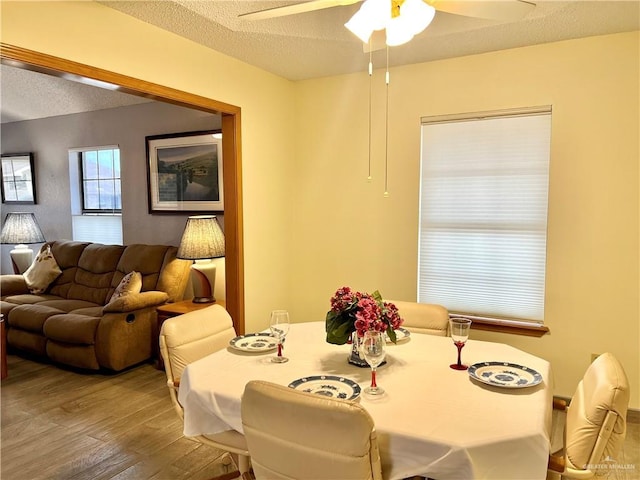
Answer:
xmin=418 ymin=106 xmax=552 ymax=329
xmin=80 ymin=148 xmax=121 ymax=213
xmin=69 ymin=146 xmax=123 ymax=245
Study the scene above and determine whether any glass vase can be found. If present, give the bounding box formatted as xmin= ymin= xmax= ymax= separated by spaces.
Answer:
xmin=348 ymin=332 xmax=370 ymax=367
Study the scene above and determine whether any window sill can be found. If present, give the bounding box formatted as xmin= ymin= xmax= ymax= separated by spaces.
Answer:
xmin=466 ymin=317 xmax=549 ymax=338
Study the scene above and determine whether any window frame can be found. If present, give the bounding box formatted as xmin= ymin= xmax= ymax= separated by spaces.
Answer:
xmin=78 ymin=147 xmax=122 ymax=214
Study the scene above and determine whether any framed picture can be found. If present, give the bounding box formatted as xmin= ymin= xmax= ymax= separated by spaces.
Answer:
xmin=1 ymin=153 xmax=37 ymax=204
xmin=146 ymin=130 xmax=223 ymax=214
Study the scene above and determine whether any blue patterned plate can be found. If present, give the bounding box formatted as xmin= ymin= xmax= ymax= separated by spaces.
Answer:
xmin=288 ymin=375 xmax=361 ymax=401
xmin=385 ymin=327 xmax=411 ymax=343
xmin=468 ymin=362 xmax=543 ymax=389
xmin=229 ymin=333 xmax=278 ymax=352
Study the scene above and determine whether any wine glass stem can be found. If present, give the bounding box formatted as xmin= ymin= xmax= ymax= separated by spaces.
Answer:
xmin=370 ymin=367 xmax=377 ymax=388
xmin=277 ymin=342 xmax=282 ymax=357
xmin=456 ymin=343 xmax=464 ymax=366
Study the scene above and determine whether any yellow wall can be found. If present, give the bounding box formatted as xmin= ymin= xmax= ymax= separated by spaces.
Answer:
xmin=3 ymin=2 xmax=638 ymax=407
xmin=292 ymin=32 xmax=639 ymax=407
xmin=1 ymin=0 xmax=296 ymax=330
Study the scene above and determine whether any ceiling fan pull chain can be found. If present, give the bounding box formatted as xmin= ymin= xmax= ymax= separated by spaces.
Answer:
xmin=367 ymin=40 xmax=373 ymax=182
xmin=384 ymin=45 xmax=390 ymax=198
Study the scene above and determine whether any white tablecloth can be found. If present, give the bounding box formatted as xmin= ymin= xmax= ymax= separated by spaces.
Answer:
xmin=179 ymin=322 xmax=552 ymax=480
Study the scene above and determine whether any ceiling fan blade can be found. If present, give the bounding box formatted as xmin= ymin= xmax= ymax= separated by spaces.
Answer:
xmin=427 ymin=0 xmax=535 ymax=22
xmin=239 ymin=0 xmax=362 ymax=20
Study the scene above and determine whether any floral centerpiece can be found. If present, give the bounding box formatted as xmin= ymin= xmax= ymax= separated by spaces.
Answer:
xmin=325 ymin=286 xmax=404 ymax=346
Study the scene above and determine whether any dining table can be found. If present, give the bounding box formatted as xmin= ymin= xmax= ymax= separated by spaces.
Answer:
xmin=178 ymin=321 xmax=553 ymax=480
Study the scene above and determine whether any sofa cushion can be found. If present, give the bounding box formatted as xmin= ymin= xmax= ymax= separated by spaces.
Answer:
xmin=47 ymin=241 xmax=90 ymax=299
xmin=67 ymin=243 xmax=126 ymax=305
xmin=108 ymin=271 xmax=142 ymax=304
xmin=1 ymin=293 xmax=61 ymax=306
xmin=113 ymin=245 xmax=169 ymax=292
xmin=23 ymin=244 xmax=62 ymax=294
xmin=44 ymin=314 xmax=100 ymax=344
xmin=7 ymin=329 xmax=47 ymax=356
xmin=69 ymin=306 xmax=104 ymax=317
xmin=8 ymin=304 xmax=66 ymax=333
xmin=155 ymin=249 xmax=191 ymax=303
xmin=46 ymin=341 xmax=99 ymax=370
xmin=37 ymin=299 xmax=101 ymax=313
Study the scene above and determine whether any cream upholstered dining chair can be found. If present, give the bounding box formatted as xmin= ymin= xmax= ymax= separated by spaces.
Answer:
xmin=241 ymin=380 xmax=383 ymax=480
xmin=388 ymin=300 xmax=449 ymax=336
xmin=547 ymin=352 xmax=630 ymax=480
xmin=159 ymin=304 xmax=251 ymax=476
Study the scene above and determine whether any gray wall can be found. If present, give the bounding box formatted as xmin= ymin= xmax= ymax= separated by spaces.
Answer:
xmin=1 ymin=101 xmax=222 ymax=274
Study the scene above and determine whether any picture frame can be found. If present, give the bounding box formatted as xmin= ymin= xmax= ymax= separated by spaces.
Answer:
xmin=146 ymin=130 xmax=223 ymax=214
xmin=1 ymin=153 xmax=37 ymax=204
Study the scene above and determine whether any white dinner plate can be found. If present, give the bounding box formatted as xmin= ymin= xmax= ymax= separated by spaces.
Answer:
xmin=386 ymin=327 xmax=410 ymax=343
xmin=468 ymin=361 xmax=543 ymax=389
xmin=229 ymin=333 xmax=278 ymax=352
xmin=288 ymin=375 xmax=361 ymax=401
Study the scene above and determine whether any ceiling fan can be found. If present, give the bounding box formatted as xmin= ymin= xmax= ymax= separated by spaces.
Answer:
xmin=239 ymin=0 xmax=536 ymax=23
xmin=239 ymin=0 xmax=535 ymax=49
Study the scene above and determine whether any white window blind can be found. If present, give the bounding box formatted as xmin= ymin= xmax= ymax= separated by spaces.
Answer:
xmin=72 ymin=214 xmax=123 ymax=245
xmin=418 ymin=107 xmax=552 ymax=323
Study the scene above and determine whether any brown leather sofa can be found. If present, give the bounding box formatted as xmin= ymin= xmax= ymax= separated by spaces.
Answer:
xmin=0 ymin=240 xmax=190 ymax=371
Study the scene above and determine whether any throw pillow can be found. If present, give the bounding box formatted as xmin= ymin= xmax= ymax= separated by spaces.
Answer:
xmin=24 ymin=244 xmax=62 ymax=294
xmin=108 ymin=271 xmax=143 ymax=303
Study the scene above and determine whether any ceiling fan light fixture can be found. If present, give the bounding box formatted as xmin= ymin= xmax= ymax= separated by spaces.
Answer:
xmin=362 ymin=0 xmax=392 ymax=30
xmin=346 ymin=0 xmax=392 ymax=42
xmin=346 ymin=0 xmax=435 ymax=46
xmin=385 ymin=15 xmax=415 ymax=46
xmin=345 ymin=9 xmax=375 ymax=43
xmin=402 ymin=0 xmax=436 ymax=35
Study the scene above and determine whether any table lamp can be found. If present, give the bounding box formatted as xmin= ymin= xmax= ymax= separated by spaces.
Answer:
xmin=0 ymin=212 xmax=46 ymax=274
xmin=177 ymin=215 xmax=225 ymax=303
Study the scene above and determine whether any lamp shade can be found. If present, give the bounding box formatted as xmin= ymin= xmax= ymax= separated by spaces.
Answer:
xmin=0 ymin=212 xmax=45 ymax=245
xmin=177 ymin=215 xmax=225 ymax=260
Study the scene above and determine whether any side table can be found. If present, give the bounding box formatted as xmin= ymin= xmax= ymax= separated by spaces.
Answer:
xmin=154 ymin=299 xmax=226 ymax=370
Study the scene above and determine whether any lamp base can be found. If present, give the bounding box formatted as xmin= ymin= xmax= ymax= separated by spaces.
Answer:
xmin=10 ymin=244 xmax=34 ymax=274
xmin=190 ymin=260 xmax=216 ymax=304
xmin=192 ymin=296 xmax=215 ymax=304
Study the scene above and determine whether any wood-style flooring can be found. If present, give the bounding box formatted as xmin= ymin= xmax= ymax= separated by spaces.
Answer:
xmin=1 ymin=354 xmax=234 ymax=480
xmin=2 ymin=353 xmax=639 ymax=480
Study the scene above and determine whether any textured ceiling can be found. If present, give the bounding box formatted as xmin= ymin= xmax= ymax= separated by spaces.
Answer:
xmin=2 ymin=0 xmax=639 ymax=123
xmin=0 ymin=66 xmax=152 ymax=124
xmin=98 ymin=0 xmax=640 ymax=80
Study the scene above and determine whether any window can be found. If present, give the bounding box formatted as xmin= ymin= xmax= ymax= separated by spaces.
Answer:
xmin=418 ymin=106 xmax=552 ymax=325
xmin=69 ymin=146 xmax=123 ymax=244
xmin=80 ymin=148 xmax=121 ymax=212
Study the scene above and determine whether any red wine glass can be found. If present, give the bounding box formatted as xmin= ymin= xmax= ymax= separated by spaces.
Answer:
xmin=362 ymin=330 xmax=386 ymax=395
xmin=449 ymin=317 xmax=472 ymax=370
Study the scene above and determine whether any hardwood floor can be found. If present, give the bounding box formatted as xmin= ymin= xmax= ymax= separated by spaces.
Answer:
xmin=2 ymin=353 xmax=639 ymax=479
xmin=1 ymin=354 xmax=235 ymax=480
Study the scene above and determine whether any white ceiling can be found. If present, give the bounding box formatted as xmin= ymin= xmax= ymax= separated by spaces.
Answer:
xmin=0 ymin=66 xmax=152 ymax=124
xmin=98 ymin=0 xmax=640 ymax=80
xmin=2 ymin=0 xmax=639 ymax=123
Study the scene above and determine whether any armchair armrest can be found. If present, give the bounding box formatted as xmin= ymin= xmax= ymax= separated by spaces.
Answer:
xmin=103 ymin=291 xmax=169 ymax=313
xmin=0 ymin=275 xmax=28 ymax=296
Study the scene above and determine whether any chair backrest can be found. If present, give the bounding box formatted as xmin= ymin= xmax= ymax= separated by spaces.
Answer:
xmin=159 ymin=304 xmax=237 ymax=418
xmin=241 ymin=380 xmax=383 ymax=480
xmin=565 ymin=352 xmax=630 ymax=473
xmin=388 ymin=300 xmax=449 ymax=336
